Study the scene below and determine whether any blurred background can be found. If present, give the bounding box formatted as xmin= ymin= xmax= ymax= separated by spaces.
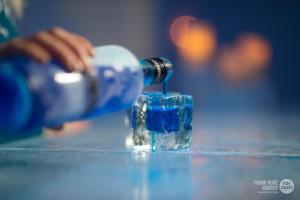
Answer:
xmin=18 ymin=0 xmax=300 ymax=114
xmin=1 ymin=2 xmax=299 ymax=199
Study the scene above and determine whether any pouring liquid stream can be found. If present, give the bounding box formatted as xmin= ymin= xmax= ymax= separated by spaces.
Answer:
xmin=163 ymin=81 xmax=168 ymax=95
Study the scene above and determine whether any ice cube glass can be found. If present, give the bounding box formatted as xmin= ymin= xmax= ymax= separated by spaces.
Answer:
xmin=131 ymin=92 xmax=193 ymax=151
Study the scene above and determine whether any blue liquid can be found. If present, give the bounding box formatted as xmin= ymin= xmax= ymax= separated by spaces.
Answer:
xmin=163 ymin=81 xmax=168 ymax=95
xmin=131 ymin=92 xmax=193 ymax=150
xmin=146 ymin=106 xmax=179 ymax=132
xmin=151 ymin=131 xmax=155 ymax=152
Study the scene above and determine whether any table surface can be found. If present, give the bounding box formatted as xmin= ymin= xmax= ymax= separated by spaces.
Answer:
xmin=0 ymin=111 xmax=299 ymax=200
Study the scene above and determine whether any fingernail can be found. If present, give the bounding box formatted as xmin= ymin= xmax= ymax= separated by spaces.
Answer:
xmin=83 ymin=56 xmax=93 ymax=67
xmin=76 ymin=60 xmax=85 ymax=72
xmin=90 ymin=48 xmax=95 ymax=56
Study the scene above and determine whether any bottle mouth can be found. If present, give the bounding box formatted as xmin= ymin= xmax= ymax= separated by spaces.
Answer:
xmin=141 ymin=57 xmax=174 ymax=85
xmin=157 ymin=57 xmax=174 ymax=82
xmin=0 ymin=67 xmax=32 ymax=132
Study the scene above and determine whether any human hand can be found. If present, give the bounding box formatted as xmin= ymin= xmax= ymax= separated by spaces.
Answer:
xmin=0 ymin=27 xmax=94 ymax=72
xmin=0 ymin=27 xmax=94 ymax=131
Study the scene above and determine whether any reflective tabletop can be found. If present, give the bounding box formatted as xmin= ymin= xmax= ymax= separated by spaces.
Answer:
xmin=0 ymin=111 xmax=299 ymax=200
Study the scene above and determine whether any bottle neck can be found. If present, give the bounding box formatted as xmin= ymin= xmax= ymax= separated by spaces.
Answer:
xmin=140 ymin=57 xmax=173 ymax=86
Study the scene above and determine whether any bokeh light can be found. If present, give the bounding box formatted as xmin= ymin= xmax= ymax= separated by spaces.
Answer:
xmin=169 ymin=16 xmax=198 ymax=48
xmin=169 ymin=16 xmax=217 ymax=67
xmin=218 ymin=33 xmax=272 ymax=82
xmin=236 ymin=33 xmax=272 ymax=69
xmin=218 ymin=45 xmax=243 ymax=82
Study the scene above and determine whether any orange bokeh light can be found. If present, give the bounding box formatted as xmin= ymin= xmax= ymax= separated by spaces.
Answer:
xmin=236 ymin=33 xmax=272 ymax=69
xmin=169 ymin=16 xmax=198 ymax=48
xmin=218 ymin=33 xmax=272 ymax=82
xmin=218 ymin=45 xmax=244 ymax=81
xmin=169 ymin=16 xmax=217 ymax=65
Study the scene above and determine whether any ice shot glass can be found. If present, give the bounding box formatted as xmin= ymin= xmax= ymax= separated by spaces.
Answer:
xmin=130 ymin=92 xmax=193 ymax=151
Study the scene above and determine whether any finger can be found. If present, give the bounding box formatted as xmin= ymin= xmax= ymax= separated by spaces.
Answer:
xmin=20 ymin=41 xmax=51 ymax=63
xmin=48 ymin=28 xmax=92 ymax=71
xmin=70 ymin=35 xmax=94 ymax=70
xmin=0 ymin=38 xmax=24 ymax=57
xmin=73 ymin=34 xmax=94 ymax=56
xmin=0 ymin=38 xmax=51 ymax=63
xmin=31 ymin=31 xmax=83 ymax=72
